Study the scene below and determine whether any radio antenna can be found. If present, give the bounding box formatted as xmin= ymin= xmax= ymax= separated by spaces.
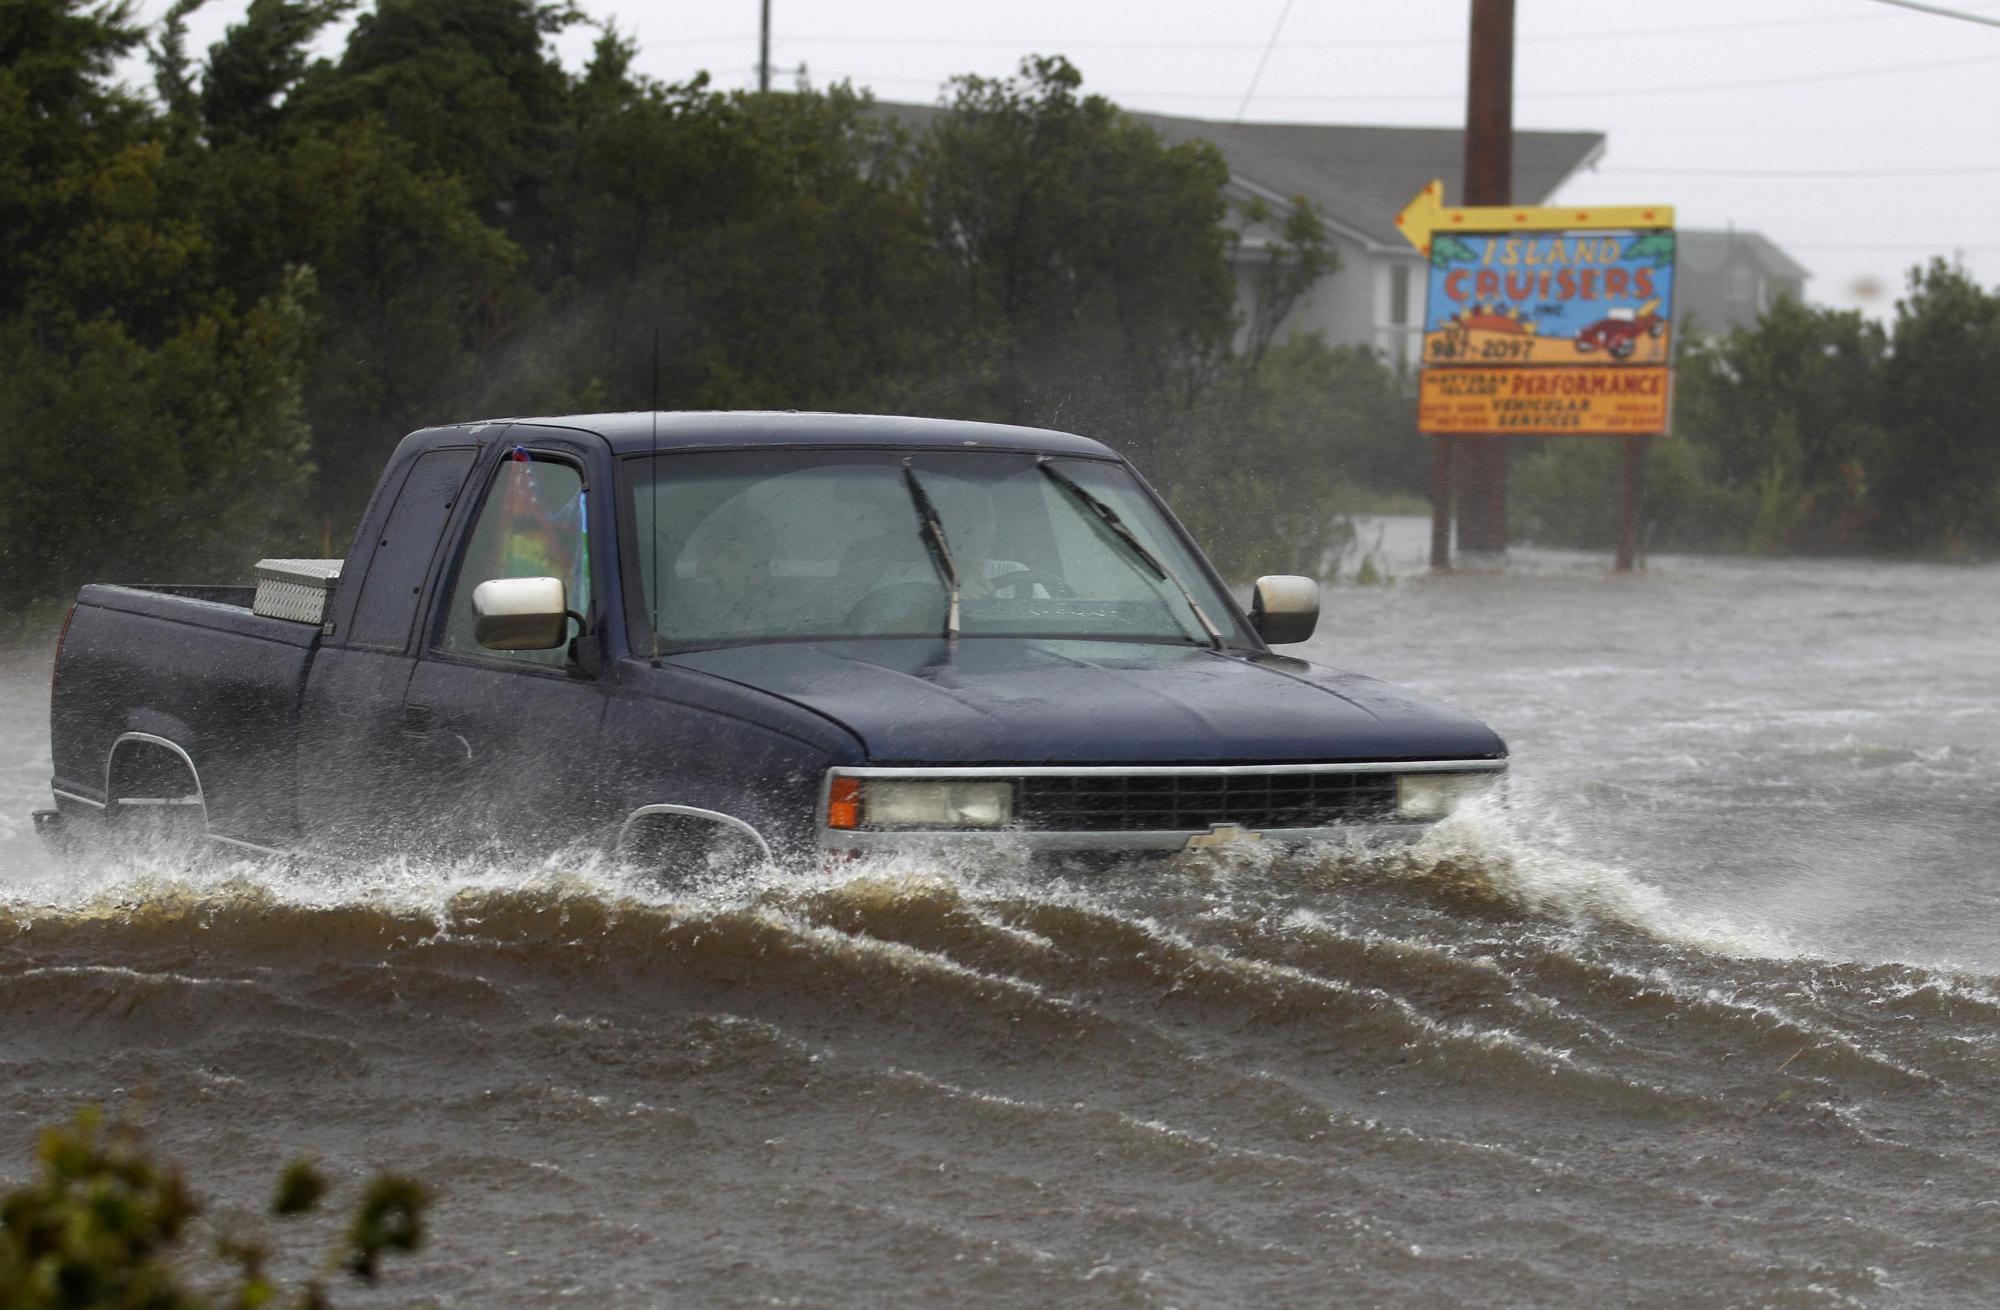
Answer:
xmin=649 ymin=328 xmax=662 ymax=663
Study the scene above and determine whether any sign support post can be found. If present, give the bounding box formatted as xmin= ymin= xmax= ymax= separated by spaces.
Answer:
xmin=1616 ymin=434 xmax=1648 ymax=572
xmin=1428 ymin=440 xmax=1454 ymax=572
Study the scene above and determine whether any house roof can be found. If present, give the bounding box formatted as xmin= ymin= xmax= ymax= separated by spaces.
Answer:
xmin=1135 ymin=116 xmax=1605 ymax=251
xmin=873 ymin=101 xmax=1605 ymax=253
xmin=1676 ymin=228 xmax=1812 ymax=283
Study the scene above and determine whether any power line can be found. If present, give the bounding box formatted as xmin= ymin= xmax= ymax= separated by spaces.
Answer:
xmin=1232 ymin=0 xmax=1297 ymax=124
xmin=794 ymin=50 xmax=2000 ymax=106
xmin=647 ymin=34 xmax=755 ymax=49
xmin=1327 ymin=51 xmax=2000 ymax=102
xmin=654 ymin=10 xmax=1909 ymax=54
xmin=1787 ymin=240 xmax=2000 ymax=251
xmin=1860 ymin=0 xmax=2000 ymax=28
xmin=1587 ymin=125 xmax=2000 ymax=142
xmin=1597 ymin=164 xmax=2000 ymax=179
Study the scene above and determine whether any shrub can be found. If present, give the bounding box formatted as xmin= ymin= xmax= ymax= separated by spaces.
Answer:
xmin=0 ymin=1107 xmax=429 ymax=1310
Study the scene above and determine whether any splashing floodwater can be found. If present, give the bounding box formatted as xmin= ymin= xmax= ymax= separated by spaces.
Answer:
xmin=3 ymin=524 xmax=1997 ymax=1307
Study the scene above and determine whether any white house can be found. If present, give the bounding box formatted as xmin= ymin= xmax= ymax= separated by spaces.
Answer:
xmin=1671 ymin=228 xmax=1811 ymax=336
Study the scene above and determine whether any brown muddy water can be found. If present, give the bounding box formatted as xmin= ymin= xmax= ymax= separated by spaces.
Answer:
xmin=3 ymin=521 xmax=1998 ymax=1307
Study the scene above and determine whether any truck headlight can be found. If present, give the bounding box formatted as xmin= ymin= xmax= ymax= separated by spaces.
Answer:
xmin=826 ymin=777 xmax=1015 ymax=830
xmin=1396 ymin=771 xmax=1500 ymax=820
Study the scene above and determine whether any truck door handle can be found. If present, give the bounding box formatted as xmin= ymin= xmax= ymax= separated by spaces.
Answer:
xmin=403 ymin=704 xmax=433 ymax=737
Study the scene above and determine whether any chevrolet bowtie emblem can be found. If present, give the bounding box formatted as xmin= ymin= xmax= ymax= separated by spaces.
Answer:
xmin=1185 ymin=822 xmax=1263 ymax=850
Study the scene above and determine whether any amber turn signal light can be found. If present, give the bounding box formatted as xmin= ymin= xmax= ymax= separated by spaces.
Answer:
xmin=826 ymin=775 xmax=863 ymax=829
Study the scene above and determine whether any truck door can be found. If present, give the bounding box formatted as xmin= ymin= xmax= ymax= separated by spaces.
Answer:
xmin=398 ymin=446 xmax=612 ymax=856
xmin=297 ymin=443 xmax=477 ymax=855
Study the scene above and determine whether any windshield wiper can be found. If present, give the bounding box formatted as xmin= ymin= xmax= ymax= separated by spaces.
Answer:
xmin=1036 ymin=458 xmax=1226 ymax=650
xmin=901 ymin=461 xmax=960 ymax=640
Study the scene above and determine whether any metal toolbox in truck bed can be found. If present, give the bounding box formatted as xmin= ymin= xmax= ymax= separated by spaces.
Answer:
xmin=252 ymin=558 xmax=342 ymax=624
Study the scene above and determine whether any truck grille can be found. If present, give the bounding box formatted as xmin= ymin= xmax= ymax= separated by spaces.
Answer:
xmin=1016 ymin=770 xmax=1399 ymax=832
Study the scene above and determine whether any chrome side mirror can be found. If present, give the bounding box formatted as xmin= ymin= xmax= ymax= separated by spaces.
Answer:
xmin=1250 ymin=575 xmax=1319 ymax=644
xmin=472 ymin=576 xmax=568 ymax=650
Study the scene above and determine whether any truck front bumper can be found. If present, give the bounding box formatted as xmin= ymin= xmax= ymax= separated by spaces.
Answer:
xmin=819 ymin=821 xmax=1431 ymax=859
xmin=814 ymin=759 xmax=1506 ymax=860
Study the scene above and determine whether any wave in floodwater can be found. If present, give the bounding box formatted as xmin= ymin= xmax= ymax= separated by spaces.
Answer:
xmin=5 ymin=805 xmax=1996 ymax=1307
xmin=0 ymin=797 xmax=1801 ymax=970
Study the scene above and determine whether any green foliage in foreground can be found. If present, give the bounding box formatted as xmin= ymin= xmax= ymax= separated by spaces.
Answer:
xmin=0 ymin=1108 xmax=428 ymax=1309
xmin=1514 ymin=264 xmax=2000 ymax=558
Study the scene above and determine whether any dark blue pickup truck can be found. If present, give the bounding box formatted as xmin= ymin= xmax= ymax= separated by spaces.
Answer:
xmin=38 ymin=411 xmax=1506 ymax=867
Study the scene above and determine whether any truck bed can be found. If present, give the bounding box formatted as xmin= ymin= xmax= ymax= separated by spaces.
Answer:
xmin=50 ymin=583 xmax=324 ymax=847
xmin=81 ymin=582 xmax=285 ymax=630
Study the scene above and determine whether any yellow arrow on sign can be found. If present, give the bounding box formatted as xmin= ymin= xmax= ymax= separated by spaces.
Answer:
xmin=1394 ymin=179 xmax=1673 ymax=256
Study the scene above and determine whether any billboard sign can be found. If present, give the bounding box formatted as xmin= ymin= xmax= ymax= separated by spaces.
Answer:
xmin=1395 ymin=181 xmax=1676 ymax=436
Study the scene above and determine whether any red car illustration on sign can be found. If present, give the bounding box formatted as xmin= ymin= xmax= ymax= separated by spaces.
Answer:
xmin=1574 ymin=299 xmax=1665 ymax=359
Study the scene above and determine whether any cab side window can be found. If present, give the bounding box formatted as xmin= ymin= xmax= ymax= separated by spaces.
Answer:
xmin=440 ymin=454 xmax=589 ymax=666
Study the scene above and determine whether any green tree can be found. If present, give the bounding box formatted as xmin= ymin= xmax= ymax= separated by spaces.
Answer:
xmin=0 ymin=0 xmax=151 ymax=316
xmin=914 ymin=55 xmax=1236 ymax=464
xmin=1513 ymin=295 xmax=1905 ymax=555
xmin=1169 ymin=336 xmax=1417 ymax=579
xmin=0 ymin=8 xmax=1386 ymax=605
xmin=0 ymin=0 xmax=318 ymax=605
xmin=1876 ymin=259 xmax=2000 ymax=555
xmin=171 ymin=0 xmax=542 ymax=519
xmin=294 ymin=0 xmax=581 ymax=227
xmin=1236 ymin=195 xmax=1337 ymax=375
xmin=678 ymin=85 xmax=949 ymax=413
xmin=1670 ymin=296 xmax=1886 ymax=549
xmin=0 ymin=274 xmax=316 ymax=608
xmin=1509 ymin=434 xmax=1757 ymax=555
xmin=512 ymin=58 xmax=948 ymax=419
xmin=274 ymin=120 xmax=524 ymax=518
xmin=195 ymin=0 xmax=357 ymax=145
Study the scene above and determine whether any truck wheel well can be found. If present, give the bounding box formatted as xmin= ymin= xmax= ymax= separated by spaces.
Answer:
xmin=100 ymin=735 xmax=209 ymax=848
xmin=107 ymin=736 xmax=205 ymax=812
xmin=618 ymin=806 xmax=770 ymax=878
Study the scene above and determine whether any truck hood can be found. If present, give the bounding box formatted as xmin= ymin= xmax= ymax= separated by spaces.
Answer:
xmin=666 ymin=638 xmax=1505 ymax=765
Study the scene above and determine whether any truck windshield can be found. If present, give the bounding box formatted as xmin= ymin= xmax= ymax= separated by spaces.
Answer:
xmin=622 ymin=449 xmax=1244 ymax=650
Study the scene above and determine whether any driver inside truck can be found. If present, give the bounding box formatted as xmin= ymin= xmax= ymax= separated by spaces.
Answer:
xmin=443 ymin=454 xmax=589 ymax=662
xmin=670 ymin=509 xmax=778 ymax=639
xmin=838 ymin=475 xmax=1043 ymax=599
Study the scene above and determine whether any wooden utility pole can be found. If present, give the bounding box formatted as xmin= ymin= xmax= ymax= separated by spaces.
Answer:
xmin=1428 ymin=437 xmax=1453 ymax=572
xmin=1616 ymin=434 xmax=1647 ymax=571
xmin=1457 ymin=0 xmax=1514 ymax=562
xmin=759 ymin=0 xmax=772 ymax=92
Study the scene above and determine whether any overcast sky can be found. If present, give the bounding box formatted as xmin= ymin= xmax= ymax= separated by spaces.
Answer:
xmin=129 ymin=0 xmax=2000 ymax=320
